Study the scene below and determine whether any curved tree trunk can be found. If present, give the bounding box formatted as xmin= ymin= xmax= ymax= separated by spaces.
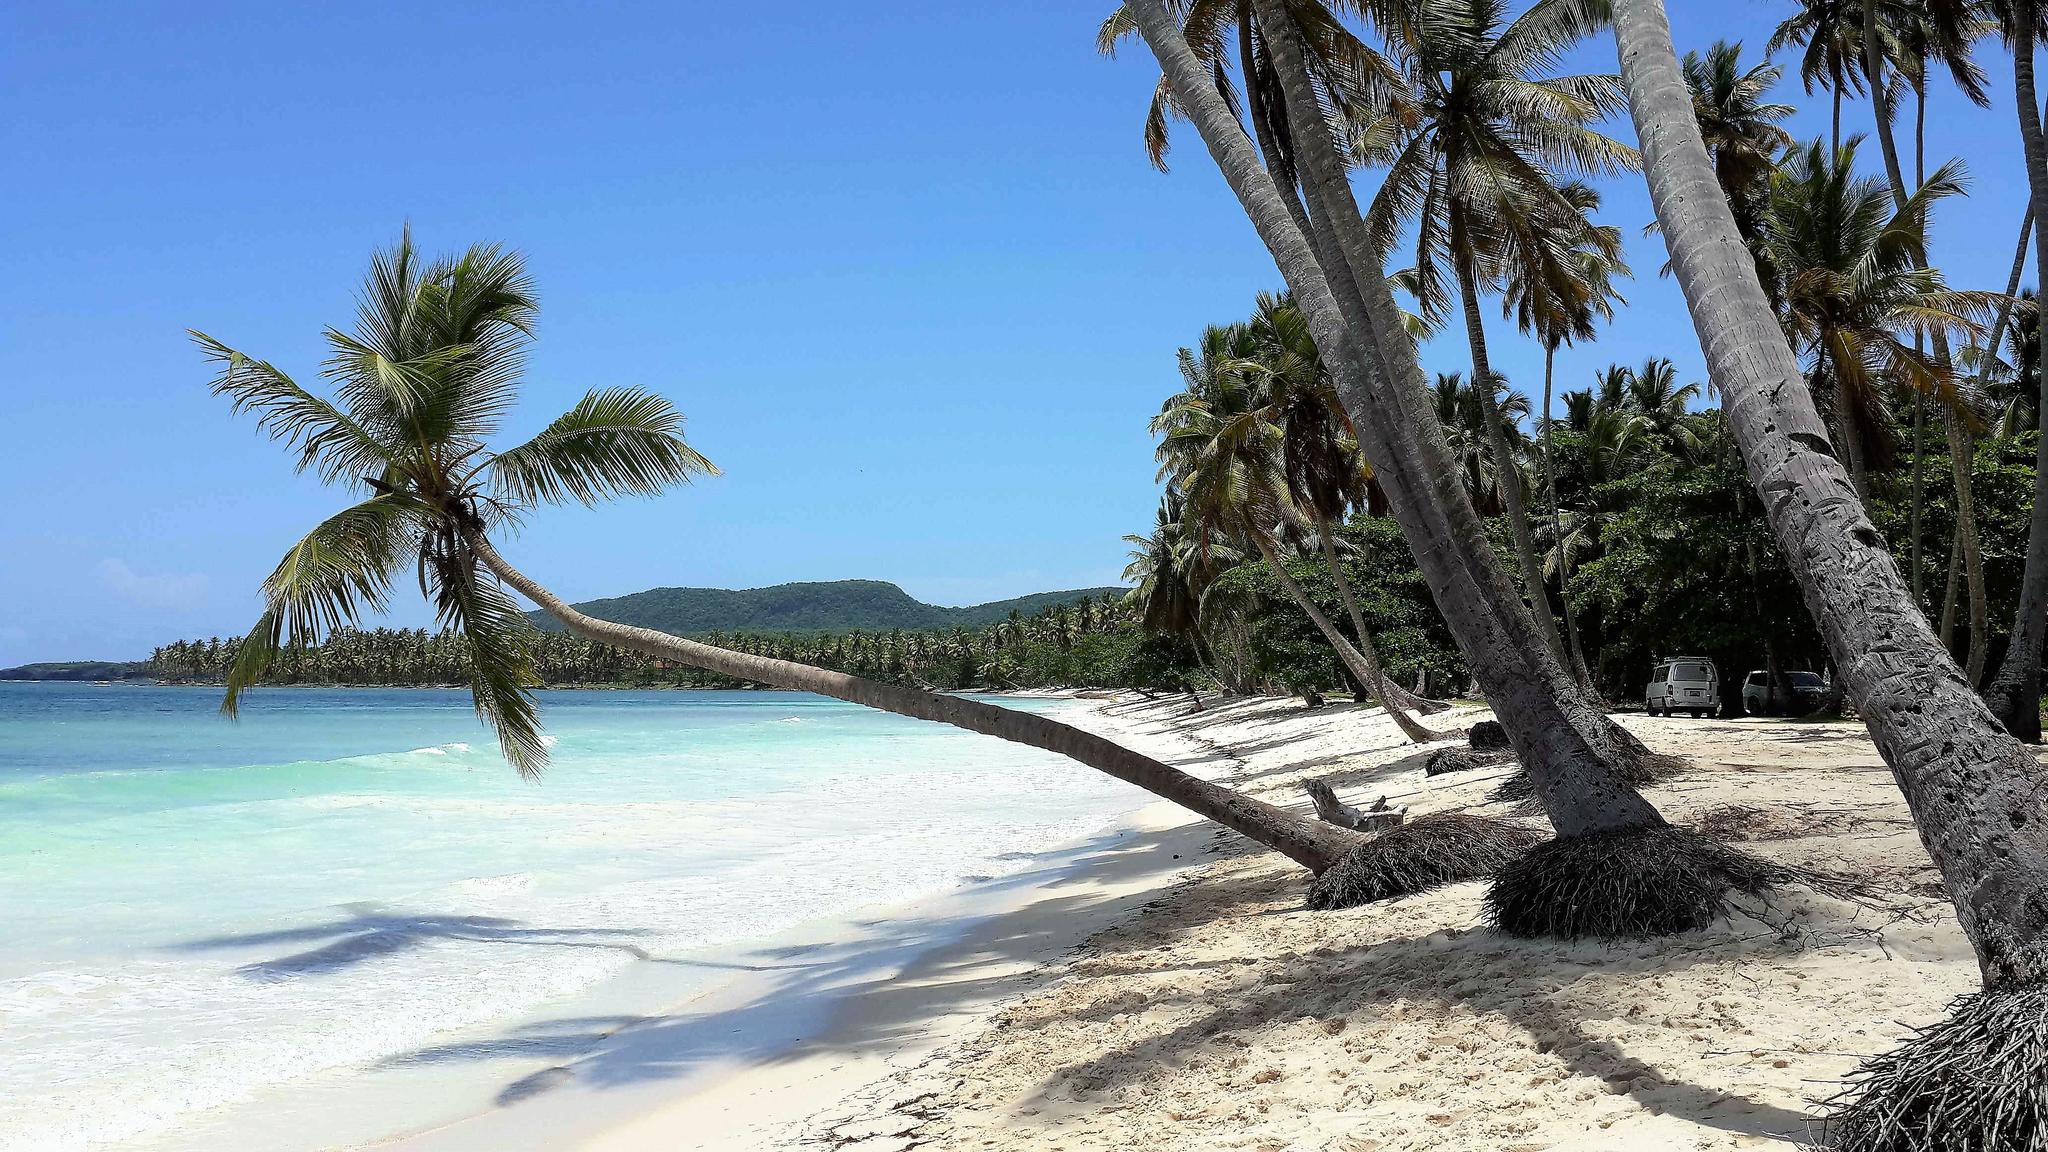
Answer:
xmin=1451 ymin=219 xmax=1572 ymax=671
xmin=1614 ymin=0 xmax=2048 ymax=987
xmin=1253 ymin=531 xmax=1438 ymax=743
xmin=472 ymin=536 xmax=1363 ymax=874
xmin=1311 ymin=511 xmax=1446 ymax=717
xmin=1985 ymin=3 xmax=2048 ymax=740
xmin=1130 ymin=0 xmax=1667 ymax=841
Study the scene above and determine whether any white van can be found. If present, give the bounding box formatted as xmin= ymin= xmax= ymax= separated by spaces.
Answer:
xmin=1646 ymin=657 xmax=1719 ymax=717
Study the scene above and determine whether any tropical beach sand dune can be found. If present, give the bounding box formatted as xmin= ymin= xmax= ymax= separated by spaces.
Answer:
xmin=772 ymin=695 xmax=1982 ymax=1151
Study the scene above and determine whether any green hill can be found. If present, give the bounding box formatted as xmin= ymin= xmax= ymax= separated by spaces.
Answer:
xmin=0 ymin=660 xmax=153 ymax=681
xmin=528 ymin=579 xmax=1126 ymax=635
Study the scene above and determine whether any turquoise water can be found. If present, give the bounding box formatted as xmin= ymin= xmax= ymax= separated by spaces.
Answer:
xmin=0 ymin=683 xmax=1133 ymax=1151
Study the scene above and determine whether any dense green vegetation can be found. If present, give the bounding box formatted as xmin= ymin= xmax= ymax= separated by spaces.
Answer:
xmin=526 ymin=580 xmax=1126 ymax=636
xmin=151 ymin=591 xmax=1192 ymax=692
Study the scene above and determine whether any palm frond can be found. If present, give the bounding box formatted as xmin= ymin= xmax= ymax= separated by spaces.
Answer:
xmin=195 ymin=333 xmax=397 ymax=486
xmin=487 ymin=388 xmax=719 ymax=507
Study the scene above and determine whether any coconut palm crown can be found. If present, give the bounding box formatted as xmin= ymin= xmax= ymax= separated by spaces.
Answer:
xmin=196 ymin=233 xmax=717 ymax=776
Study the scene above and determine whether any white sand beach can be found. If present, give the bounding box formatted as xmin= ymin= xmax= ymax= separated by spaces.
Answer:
xmin=377 ymin=692 xmax=1990 ymax=1151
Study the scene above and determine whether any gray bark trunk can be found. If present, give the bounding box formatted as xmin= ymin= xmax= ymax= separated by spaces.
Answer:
xmin=1544 ymin=347 xmax=1598 ymax=694
xmin=1451 ymin=216 xmax=1572 ymax=671
xmin=1950 ymin=414 xmax=1990 ymax=685
xmin=471 ymin=536 xmax=1363 ymax=873
xmin=1615 ymin=0 xmax=2048 ymax=987
xmin=1985 ymin=4 xmax=2048 ymax=740
xmin=1309 ymin=513 xmax=1445 ymax=727
xmin=1130 ymin=0 xmax=1666 ymax=839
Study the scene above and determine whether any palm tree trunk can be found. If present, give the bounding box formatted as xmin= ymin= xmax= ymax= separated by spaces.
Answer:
xmin=1831 ymin=363 xmax=1869 ymax=499
xmin=1252 ymin=531 xmax=1436 ymax=743
xmin=1451 ymin=214 xmax=1571 ymax=670
xmin=1863 ymin=0 xmax=1908 ymax=203
xmin=1614 ymin=0 xmax=2048 ymax=988
xmin=1985 ymin=2 xmax=2048 ymax=739
xmin=1942 ymin=523 xmax=1963 ymax=653
xmin=471 ymin=535 xmax=1362 ymax=873
xmin=1134 ymin=0 xmax=1667 ymax=840
xmin=1309 ymin=511 xmax=1445 ymax=721
xmin=1950 ymin=413 xmax=1991 ymax=686
xmin=1543 ymin=346 xmax=1598 ymax=694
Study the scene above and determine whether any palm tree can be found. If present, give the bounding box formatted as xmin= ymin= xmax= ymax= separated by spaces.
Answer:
xmin=1759 ymin=138 xmax=1991 ymax=492
xmin=1769 ymin=0 xmax=1869 ymax=151
xmin=202 ymin=234 xmax=1363 ymax=874
xmin=1361 ymin=0 xmax=1640 ymax=672
xmin=1684 ymin=41 xmax=1795 ymax=239
xmin=1153 ymin=318 xmax=1435 ymax=739
xmin=1244 ymin=292 xmax=1446 ymax=722
xmin=1981 ymin=0 xmax=2048 ymax=738
xmin=1850 ymin=0 xmax=1996 ymax=640
xmin=1611 ymin=4 xmax=2048 ymax=1141
xmin=1125 ymin=0 xmax=1732 ymax=941
xmin=1758 ymin=136 xmax=1997 ymax=681
xmin=1123 ymin=489 xmax=1230 ymax=642
xmin=1429 ymin=370 xmax=1531 ymax=516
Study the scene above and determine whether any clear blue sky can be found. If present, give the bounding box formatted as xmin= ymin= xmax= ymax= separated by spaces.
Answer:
xmin=0 ymin=2 xmax=2035 ymax=665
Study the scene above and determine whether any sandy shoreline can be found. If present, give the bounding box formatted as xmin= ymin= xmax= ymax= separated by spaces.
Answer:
xmin=317 ymin=689 xmax=1999 ymax=1151
xmin=781 ymin=694 xmax=1985 ymax=1151
xmin=355 ymin=693 xmax=1224 ymax=1152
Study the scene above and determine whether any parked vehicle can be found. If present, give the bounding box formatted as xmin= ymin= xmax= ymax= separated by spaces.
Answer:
xmin=1740 ymin=669 xmax=1826 ymax=716
xmin=1645 ymin=657 xmax=1719 ymax=717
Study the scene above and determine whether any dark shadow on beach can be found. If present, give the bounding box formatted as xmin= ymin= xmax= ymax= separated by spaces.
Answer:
xmin=365 ymin=818 xmax=1235 ymax=1108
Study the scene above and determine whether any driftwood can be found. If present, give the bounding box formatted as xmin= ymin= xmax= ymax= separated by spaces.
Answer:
xmin=1305 ymin=779 xmax=1407 ymax=831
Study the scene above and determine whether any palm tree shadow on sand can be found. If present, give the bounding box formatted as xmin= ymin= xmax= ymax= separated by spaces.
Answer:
xmin=356 ymin=821 xmax=1229 ymax=1110
xmin=174 ymin=903 xmax=660 ymax=982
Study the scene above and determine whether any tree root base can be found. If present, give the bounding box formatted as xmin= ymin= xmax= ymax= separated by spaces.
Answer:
xmin=1817 ymin=984 xmax=2048 ymax=1151
xmin=1307 ymin=814 xmax=1541 ymax=911
xmin=1484 ymin=825 xmax=1785 ymax=939
xmin=1425 ymin=747 xmax=1515 ymax=777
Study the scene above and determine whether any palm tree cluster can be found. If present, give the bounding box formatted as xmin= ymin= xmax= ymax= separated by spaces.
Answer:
xmin=1106 ymin=0 xmax=2048 ymax=1142
xmin=1143 ymin=292 xmax=1446 ymax=737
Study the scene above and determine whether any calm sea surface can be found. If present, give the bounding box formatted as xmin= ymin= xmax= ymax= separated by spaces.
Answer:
xmin=0 ymin=682 xmax=1133 ymax=1150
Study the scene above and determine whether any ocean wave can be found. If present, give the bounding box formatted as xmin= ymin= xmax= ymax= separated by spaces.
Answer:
xmin=404 ymin=741 xmax=472 ymax=756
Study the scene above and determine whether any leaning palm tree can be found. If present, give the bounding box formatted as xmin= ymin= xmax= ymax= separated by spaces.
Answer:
xmin=1124 ymin=0 xmax=1776 ymax=944
xmin=201 ymin=233 xmax=1365 ymax=875
xmin=1361 ymin=0 xmax=1640 ymax=671
xmin=1244 ymin=293 xmax=1446 ymax=724
xmin=1759 ymin=135 xmax=1998 ymax=680
xmin=1153 ymin=319 xmax=1437 ymax=741
xmin=1611 ymin=3 xmax=2048 ymax=1143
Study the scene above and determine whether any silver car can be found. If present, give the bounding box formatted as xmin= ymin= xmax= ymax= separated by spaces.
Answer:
xmin=1740 ymin=669 xmax=1826 ymax=716
xmin=1645 ymin=657 xmax=1719 ymax=717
